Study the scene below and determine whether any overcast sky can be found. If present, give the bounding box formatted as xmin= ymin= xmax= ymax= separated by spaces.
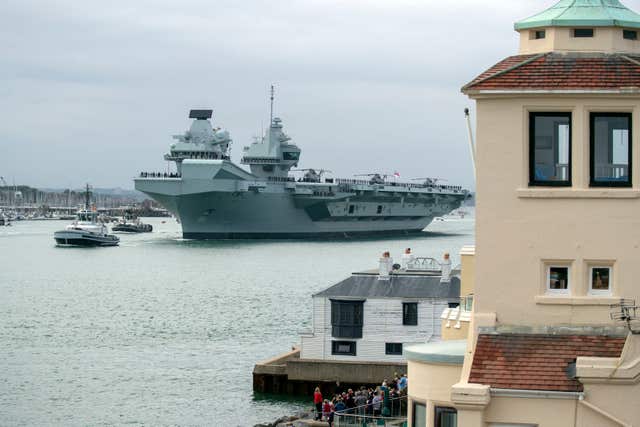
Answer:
xmin=3 ymin=0 xmax=639 ymax=190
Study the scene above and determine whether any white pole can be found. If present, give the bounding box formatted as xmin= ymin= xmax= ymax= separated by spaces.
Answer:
xmin=464 ymin=108 xmax=476 ymax=177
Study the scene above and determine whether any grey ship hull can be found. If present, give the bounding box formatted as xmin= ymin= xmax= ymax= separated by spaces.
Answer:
xmin=135 ymin=160 xmax=467 ymax=239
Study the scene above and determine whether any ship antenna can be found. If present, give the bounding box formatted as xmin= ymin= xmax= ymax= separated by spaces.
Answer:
xmin=269 ymin=84 xmax=274 ymax=125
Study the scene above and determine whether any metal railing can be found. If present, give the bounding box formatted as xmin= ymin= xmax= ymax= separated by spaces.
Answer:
xmin=334 ymin=396 xmax=407 ymax=427
xmin=138 ymin=172 xmax=181 ymax=179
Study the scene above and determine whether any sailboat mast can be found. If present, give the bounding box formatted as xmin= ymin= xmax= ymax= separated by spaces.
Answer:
xmin=85 ymin=184 xmax=90 ymax=210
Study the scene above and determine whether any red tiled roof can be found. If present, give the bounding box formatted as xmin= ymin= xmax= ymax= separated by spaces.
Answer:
xmin=469 ymin=334 xmax=626 ymax=392
xmin=463 ymin=53 xmax=640 ymax=92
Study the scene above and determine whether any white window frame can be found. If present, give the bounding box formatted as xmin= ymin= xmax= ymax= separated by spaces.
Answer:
xmin=589 ymin=265 xmax=612 ymax=296
xmin=546 ymin=265 xmax=571 ymax=295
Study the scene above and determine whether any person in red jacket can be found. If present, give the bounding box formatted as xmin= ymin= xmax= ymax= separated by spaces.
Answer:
xmin=313 ymin=387 xmax=323 ymax=420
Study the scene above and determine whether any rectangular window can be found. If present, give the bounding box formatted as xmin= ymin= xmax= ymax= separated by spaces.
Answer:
xmin=573 ymin=28 xmax=594 ymax=38
xmin=529 ymin=112 xmax=571 ymax=186
xmin=412 ymin=402 xmax=426 ymax=427
xmin=331 ymin=300 xmax=364 ymax=338
xmin=533 ymin=30 xmax=546 ymax=39
xmin=385 ymin=342 xmax=403 ymax=355
xmin=435 ymin=406 xmax=457 ymax=427
xmin=623 ymin=29 xmax=638 ymax=40
xmin=348 ymin=205 xmax=355 ymax=214
xmin=547 ymin=266 xmax=570 ymax=294
xmin=282 ymin=151 xmax=300 ymax=160
xmin=590 ymin=113 xmax=632 ymax=187
xmin=377 ymin=205 xmax=383 ymax=214
xmin=590 ymin=266 xmax=612 ymax=295
xmin=331 ymin=341 xmax=356 ymax=356
xmin=403 ymin=302 xmax=418 ymax=326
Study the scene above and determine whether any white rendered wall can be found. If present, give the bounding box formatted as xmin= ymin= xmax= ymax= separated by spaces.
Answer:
xmin=300 ymin=295 xmax=448 ymax=362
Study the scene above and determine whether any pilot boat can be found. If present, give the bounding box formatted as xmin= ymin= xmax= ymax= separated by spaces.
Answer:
xmin=53 ymin=185 xmax=119 ymax=247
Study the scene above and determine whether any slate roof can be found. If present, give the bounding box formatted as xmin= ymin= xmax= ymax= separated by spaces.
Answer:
xmin=462 ymin=52 xmax=640 ymax=92
xmin=313 ymin=274 xmax=460 ymax=299
xmin=469 ymin=334 xmax=627 ymax=392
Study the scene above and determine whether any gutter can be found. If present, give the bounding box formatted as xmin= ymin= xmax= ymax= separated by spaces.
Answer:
xmin=490 ymin=388 xmax=583 ymax=400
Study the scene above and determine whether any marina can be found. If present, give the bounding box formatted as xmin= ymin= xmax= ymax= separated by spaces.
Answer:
xmin=0 ymin=214 xmax=473 ymax=426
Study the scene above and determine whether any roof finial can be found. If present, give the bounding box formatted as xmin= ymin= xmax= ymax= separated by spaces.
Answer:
xmin=269 ymin=84 xmax=275 ymax=125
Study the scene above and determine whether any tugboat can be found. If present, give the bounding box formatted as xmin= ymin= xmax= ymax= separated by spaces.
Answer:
xmin=53 ymin=185 xmax=119 ymax=247
xmin=112 ymin=215 xmax=153 ymax=233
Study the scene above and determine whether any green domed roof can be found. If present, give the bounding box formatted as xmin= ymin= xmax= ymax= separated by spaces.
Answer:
xmin=515 ymin=0 xmax=640 ymax=30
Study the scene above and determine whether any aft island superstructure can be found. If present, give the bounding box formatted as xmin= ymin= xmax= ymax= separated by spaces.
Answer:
xmin=135 ymin=109 xmax=468 ymax=239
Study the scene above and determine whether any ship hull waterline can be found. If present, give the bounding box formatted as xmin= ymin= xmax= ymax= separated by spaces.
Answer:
xmin=137 ymin=187 xmax=462 ymax=240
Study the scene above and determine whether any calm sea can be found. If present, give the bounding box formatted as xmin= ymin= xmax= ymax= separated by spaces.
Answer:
xmin=0 ymin=216 xmax=474 ymax=426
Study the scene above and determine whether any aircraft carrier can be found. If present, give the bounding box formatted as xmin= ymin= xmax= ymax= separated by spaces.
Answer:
xmin=134 ymin=106 xmax=469 ymax=239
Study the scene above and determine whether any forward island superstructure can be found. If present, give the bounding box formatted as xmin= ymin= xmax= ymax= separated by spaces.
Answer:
xmin=135 ymin=108 xmax=468 ymax=239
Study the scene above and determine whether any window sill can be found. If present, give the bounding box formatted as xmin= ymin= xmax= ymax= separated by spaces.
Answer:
xmin=518 ymin=188 xmax=640 ymax=199
xmin=535 ymin=295 xmax=619 ymax=306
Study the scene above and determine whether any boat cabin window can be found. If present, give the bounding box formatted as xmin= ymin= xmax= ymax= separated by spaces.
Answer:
xmin=376 ymin=205 xmax=383 ymax=214
xmin=348 ymin=205 xmax=355 ymax=214
xmin=590 ymin=113 xmax=631 ymax=187
xmin=624 ymin=29 xmax=638 ymax=40
xmin=529 ymin=112 xmax=571 ymax=186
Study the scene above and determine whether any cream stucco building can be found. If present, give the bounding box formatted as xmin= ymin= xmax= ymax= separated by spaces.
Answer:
xmin=406 ymin=1 xmax=640 ymax=426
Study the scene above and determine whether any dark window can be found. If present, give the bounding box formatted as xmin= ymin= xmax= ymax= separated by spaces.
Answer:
xmin=534 ymin=30 xmax=546 ymax=39
xmin=548 ymin=266 xmax=569 ymax=292
xmin=435 ymin=406 xmax=457 ymax=427
xmin=623 ymin=29 xmax=638 ymax=40
xmin=332 ymin=341 xmax=356 ymax=356
xmin=590 ymin=113 xmax=632 ymax=187
xmin=529 ymin=112 xmax=571 ymax=186
xmin=283 ymin=151 xmax=300 ymax=160
xmin=385 ymin=342 xmax=403 ymax=355
xmin=573 ymin=28 xmax=594 ymax=37
xmin=412 ymin=402 xmax=426 ymax=427
xmin=348 ymin=205 xmax=355 ymax=214
xmin=376 ymin=205 xmax=383 ymax=214
xmin=590 ymin=266 xmax=611 ymax=293
xmin=403 ymin=302 xmax=418 ymax=326
xmin=331 ymin=300 xmax=363 ymax=338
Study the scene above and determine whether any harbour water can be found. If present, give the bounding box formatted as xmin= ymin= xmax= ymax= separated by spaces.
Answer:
xmin=0 ymin=216 xmax=474 ymax=426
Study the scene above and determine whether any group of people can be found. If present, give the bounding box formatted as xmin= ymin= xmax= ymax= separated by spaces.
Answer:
xmin=313 ymin=374 xmax=408 ymax=425
xmin=139 ymin=172 xmax=181 ymax=178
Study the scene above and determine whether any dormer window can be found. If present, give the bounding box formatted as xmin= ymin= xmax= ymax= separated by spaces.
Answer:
xmin=531 ymin=30 xmax=546 ymax=40
xmin=623 ymin=29 xmax=638 ymax=40
xmin=573 ymin=28 xmax=594 ymax=38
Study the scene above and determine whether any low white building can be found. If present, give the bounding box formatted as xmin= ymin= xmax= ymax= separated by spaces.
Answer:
xmin=300 ymin=262 xmax=460 ymax=362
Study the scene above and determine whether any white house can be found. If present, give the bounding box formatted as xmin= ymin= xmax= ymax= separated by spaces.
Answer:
xmin=300 ymin=262 xmax=460 ymax=362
